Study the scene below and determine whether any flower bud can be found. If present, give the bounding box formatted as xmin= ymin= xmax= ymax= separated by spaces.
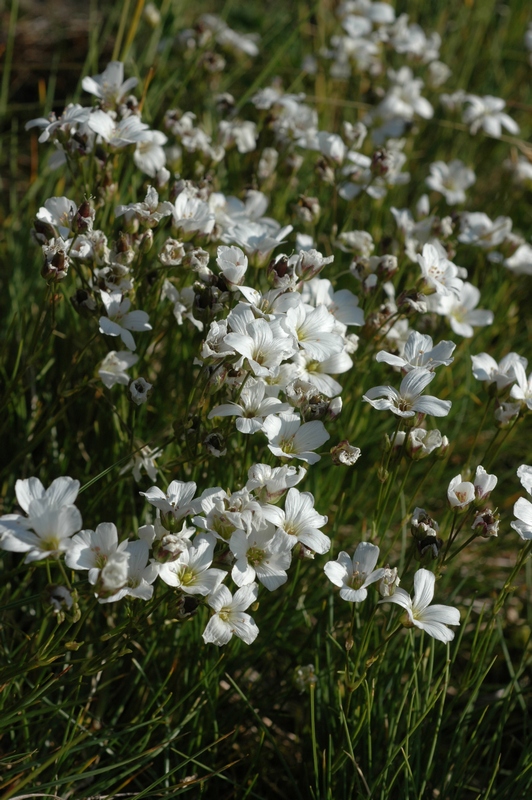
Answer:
xmin=385 ymin=430 xmax=406 ymax=452
xmin=175 ymin=595 xmax=200 ymax=619
xmin=315 ymin=156 xmax=335 ymax=184
xmin=74 ymin=200 xmax=95 ymax=234
xmin=416 ymin=535 xmax=443 ymax=560
xmin=129 ymin=377 xmax=153 ymax=406
xmin=494 ymin=401 xmax=520 ymax=427
xmin=70 ymin=288 xmax=98 ymax=317
xmin=294 ymin=664 xmax=317 ymax=692
xmin=378 ymin=566 xmax=399 ymax=597
xmin=45 ymin=584 xmax=74 ymax=614
xmin=95 ymin=551 xmax=129 ymax=599
xmin=267 ymin=254 xmax=297 ymax=290
xmin=411 ymin=507 xmax=439 ymax=540
xmin=330 ymin=441 xmax=361 ymax=466
xmin=472 ymin=508 xmax=500 ymax=538
xmin=139 ymin=229 xmax=154 ymax=254
xmin=371 ymin=149 xmax=391 ymax=177
xmin=473 ymin=466 xmax=497 ymax=503
xmin=406 ymin=428 xmax=444 ymax=460
xmin=295 ymin=195 xmax=321 ymax=224
xmin=203 ymin=430 xmax=227 ymax=457
xmin=152 ymin=533 xmax=186 ymax=562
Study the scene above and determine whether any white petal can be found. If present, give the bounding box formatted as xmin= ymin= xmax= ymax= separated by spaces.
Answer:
xmin=412 ymin=569 xmax=435 ymax=612
xmin=203 ymin=615 xmax=232 ymax=646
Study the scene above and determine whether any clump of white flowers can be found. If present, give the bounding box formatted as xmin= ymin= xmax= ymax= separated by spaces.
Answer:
xmin=10 ymin=6 xmax=532 ymax=663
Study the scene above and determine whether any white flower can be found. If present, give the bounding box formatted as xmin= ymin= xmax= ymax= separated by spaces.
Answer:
xmin=504 ymin=243 xmax=532 ymax=276
xmin=517 ymin=465 xmax=532 ymax=494
xmin=262 ymin=412 xmax=330 ymax=465
xmin=96 ymin=550 xmax=129 ymax=598
xmin=36 ymin=196 xmax=77 ymax=238
xmin=427 ymin=283 xmax=493 ymax=338
xmin=25 ymin=104 xmax=91 ymax=143
xmin=245 ymin=463 xmax=306 ymax=503
xmin=416 ymin=243 xmax=463 ymax=298
xmin=119 ymin=445 xmax=161 ymax=482
xmin=264 ymin=487 xmax=329 ymax=554
xmin=462 ymin=94 xmax=519 ymax=138
xmin=140 ymin=480 xmax=197 ymax=523
xmin=229 ymin=525 xmax=293 ymax=590
xmin=172 ymin=192 xmax=215 ymax=236
xmin=1 ymin=503 xmax=82 ymax=563
xmin=425 ymin=160 xmax=475 ymax=205
xmin=458 ymin=212 xmax=512 ymax=249
xmin=15 ymin=476 xmax=80 ymax=514
xmin=82 ymin=61 xmax=138 ymax=106
xmin=65 ymin=522 xmax=126 ymax=584
xmin=474 ymin=466 xmax=497 ymax=500
xmin=376 ymin=331 xmax=456 ymax=372
xmin=216 ymin=245 xmax=248 ymax=289
xmin=134 ymin=130 xmax=168 ymax=177
xmin=511 ymin=464 xmax=532 ymax=540
xmin=282 ymin=304 xmax=344 ymax=362
xmin=324 ymin=542 xmax=385 ymax=602
xmin=363 ymin=368 xmax=452 ymax=418
xmin=447 ymin=475 xmax=475 ymax=509
xmin=202 ymin=583 xmax=259 ymax=646
xmin=208 ymin=380 xmax=290 ymax=434
xmin=115 ymin=186 xmax=173 ymax=226
xmin=301 ymin=278 xmax=364 ymax=327
xmin=512 ymin=497 xmax=532 ymax=540
xmin=219 ymin=119 xmax=257 ymax=153
xmin=159 ymin=535 xmax=226 ymax=594
xmin=98 ymin=350 xmax=139 ymax=388
xmin=224 ymin=318 xmax=295 ymax=377
xmin=0 ymin=476 xmax=81 ymax=558
xmin=98 ymin=539 xmax=159 ymax=603
xmin=379 ymin=568 xmax=460 ymax=643
xmin=88 ymin=111 xmax=150 ymax=147
xmin=471 ymin=352 xmax=526 ymax=391
xmin=99 ymin=291 xmax=152 ymax=351
xmin=193 ymin=487 xmax=262 ymax=540
xmin=407 ymin=428 xmax=447 ymax=459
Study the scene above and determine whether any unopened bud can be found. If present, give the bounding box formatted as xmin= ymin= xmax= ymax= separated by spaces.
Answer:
xmin=378 ymin=566 xmax=400 ymax=597
xmin=203 ymin=430 xmax=227 ymax=457
xmin=411 ymin=507 xmax=439 ymax=540
xmin=472 ymin=508 xmax=500 ymax=538
xmin=139 ymin=229 xmax=154 ymax=254
xmin=74 ymin=200 xmax=95 ymax=234
xmin=70 ymin=288 xmax=97 ymax=317
xmin=294 ymin=664 xmax=317 ymax=692
xmin=416 ymin=535 xmax=443 ymax=560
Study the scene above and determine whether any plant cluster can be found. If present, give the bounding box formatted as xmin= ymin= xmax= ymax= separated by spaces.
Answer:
xmin=1 ymin=1 xmax=532 ymax=797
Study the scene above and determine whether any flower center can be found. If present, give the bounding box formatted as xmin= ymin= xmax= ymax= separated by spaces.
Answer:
xmin=279 ymin=436 xmax=296 ymax=454
xmin=247 ymin=547 xmax=265 ymax=566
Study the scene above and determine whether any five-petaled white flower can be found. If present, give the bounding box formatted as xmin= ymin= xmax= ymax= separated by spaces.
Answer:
xmin=363 ymin=368 xmax=451 ymax=418
xmin=379 ymin=568 xmax=460 ymax=643
xmin=99 ymin=291 xmax=152 ymax=351
xmin=202 ymin=583 xmax=259 ymax=646
xmin=324 ymin=542 xmax=385 ymax=602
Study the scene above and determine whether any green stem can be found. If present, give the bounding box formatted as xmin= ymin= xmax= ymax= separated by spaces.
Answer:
xmin=465 ymin=397 xmax=493 ymax=468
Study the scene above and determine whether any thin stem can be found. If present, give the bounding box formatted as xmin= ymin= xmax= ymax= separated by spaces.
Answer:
xmin=465 ymin=397 xmax=493 ymax=469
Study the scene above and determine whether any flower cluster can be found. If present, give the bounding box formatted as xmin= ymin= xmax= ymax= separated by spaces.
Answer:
xmin=12 ymin=4 xmax=532 ymax=658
